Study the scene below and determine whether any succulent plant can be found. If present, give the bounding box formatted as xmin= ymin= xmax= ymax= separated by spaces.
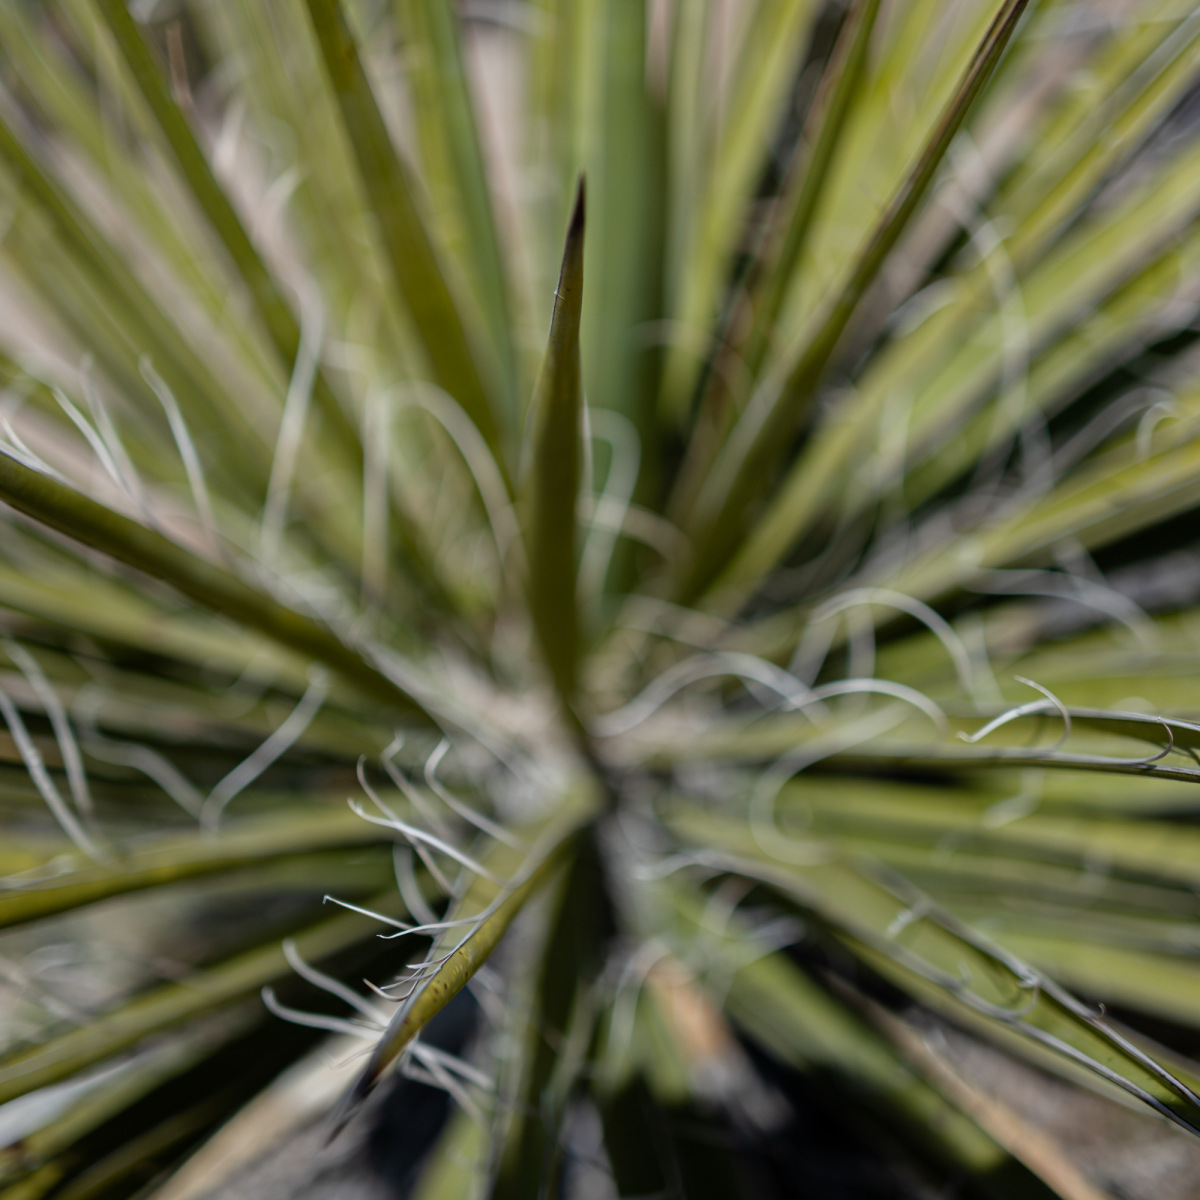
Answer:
xmin=5 ymin=0 xmax=1200 ymax=1195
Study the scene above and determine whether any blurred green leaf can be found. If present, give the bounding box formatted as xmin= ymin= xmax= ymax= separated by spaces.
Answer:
xmin=0 ymin=451 xmax=429 ymax=720
xmin=0 ymin=893 xmax=404 ymax=1105
xmin=302 ymin=0 xmax=504 ymax=467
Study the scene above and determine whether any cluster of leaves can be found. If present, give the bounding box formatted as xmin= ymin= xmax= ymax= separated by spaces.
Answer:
xmin=4 ymin=0 xmax=1200 ymax=1196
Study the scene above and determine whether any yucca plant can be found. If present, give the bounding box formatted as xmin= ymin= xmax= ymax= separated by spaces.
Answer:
xmin=8 ymin=0 xmax=1200 ymax=1195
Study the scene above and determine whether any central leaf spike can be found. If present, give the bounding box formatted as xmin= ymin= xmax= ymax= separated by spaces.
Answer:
xmin=525 ymin=179 xmax=587 ymax=720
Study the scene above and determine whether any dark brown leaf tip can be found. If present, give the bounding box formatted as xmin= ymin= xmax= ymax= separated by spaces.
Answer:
xmin=567 ymin=175 xmax=586 ymax=243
